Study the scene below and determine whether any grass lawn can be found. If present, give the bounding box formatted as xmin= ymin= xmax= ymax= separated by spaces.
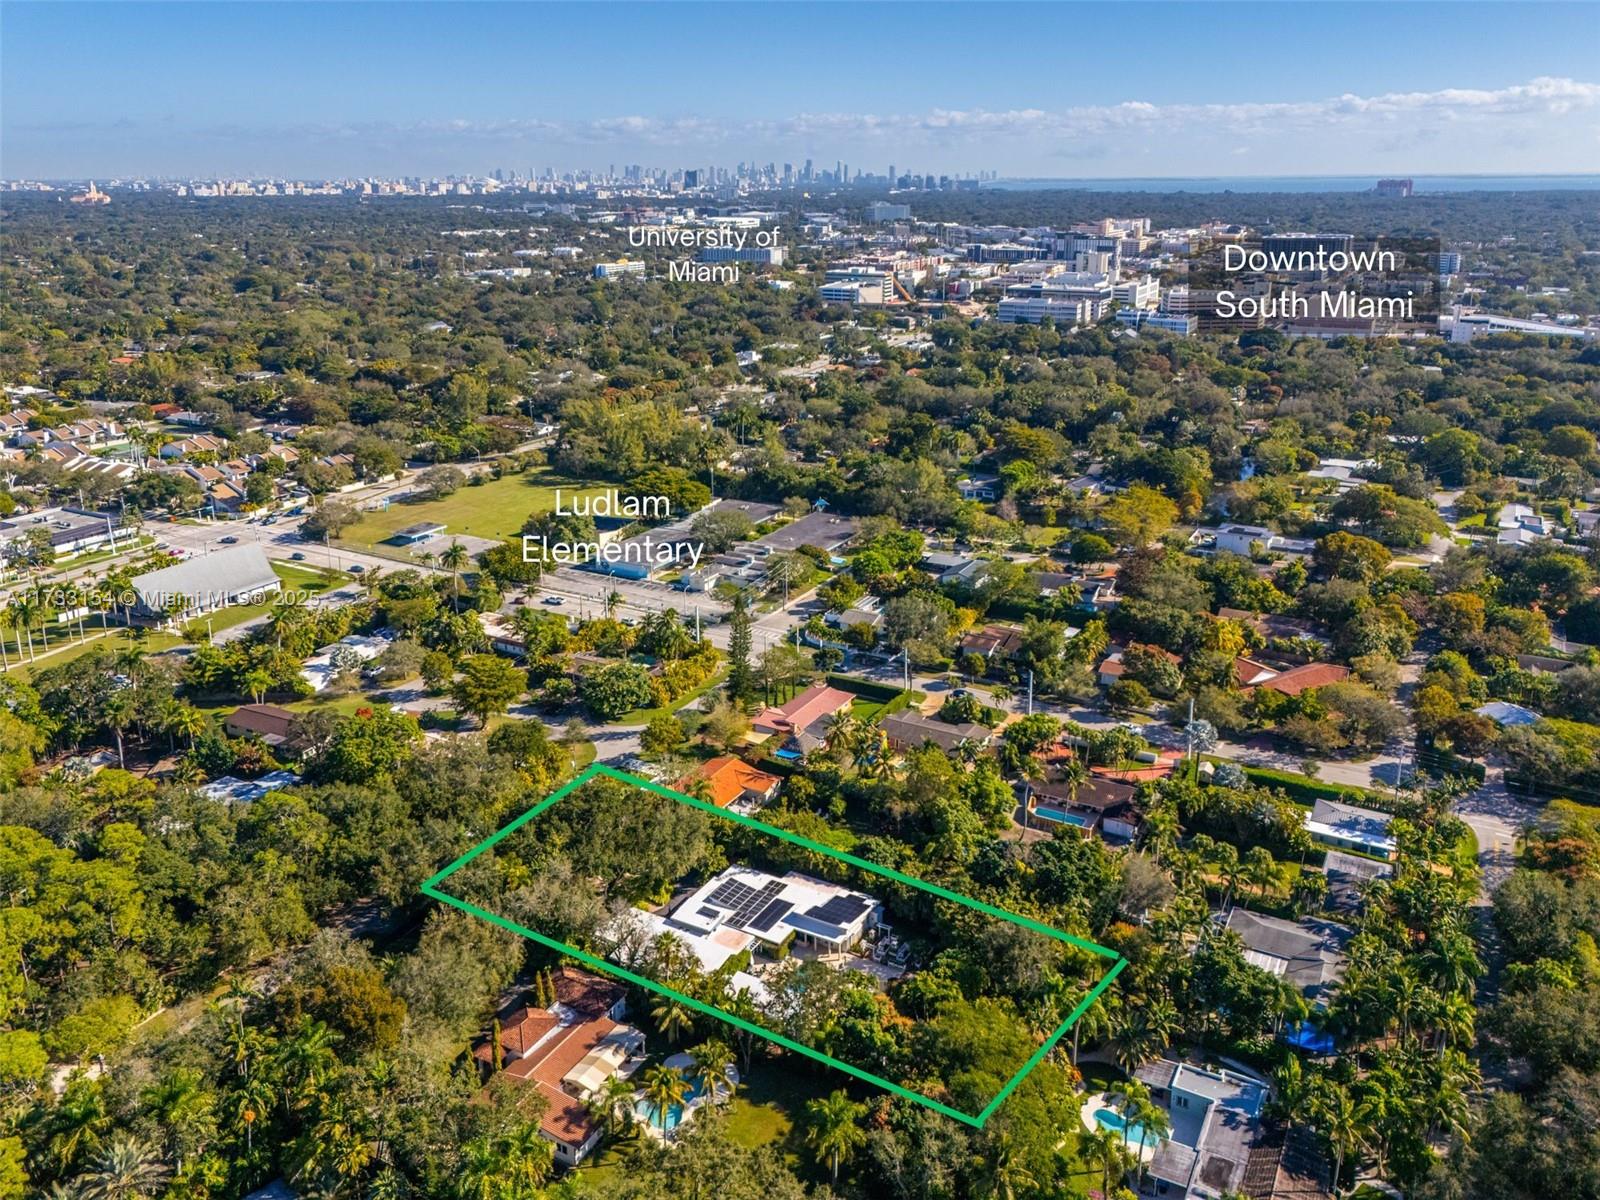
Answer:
xmin=723 ymin=1064 xmax=834 ymax=1160
xmin=849 ymin=696 xmax=888 ymax=723
xmin=189 ymin=562 xmax=349 ymax=636
xmin=3 ymin=623 xmax=184 ymax=678
xmin=562 ymin=1066 xmax=827 ymax=1193
xmin=335 ymin=469 xmax=605 ymax=550
xmin=1078 ymin=1061 xmax=1129 ymax=1093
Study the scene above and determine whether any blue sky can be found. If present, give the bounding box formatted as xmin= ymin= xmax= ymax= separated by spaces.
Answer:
xmin=3 ymin=2 xmax=1597 ymax=178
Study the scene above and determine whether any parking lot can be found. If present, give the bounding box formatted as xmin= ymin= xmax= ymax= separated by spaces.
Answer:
xmin=529 ymin=567 xmax=732 ymax=627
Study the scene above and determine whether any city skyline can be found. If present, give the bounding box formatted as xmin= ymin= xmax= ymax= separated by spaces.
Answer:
xmin=3 ymin=1 xmax=1598 ymax=180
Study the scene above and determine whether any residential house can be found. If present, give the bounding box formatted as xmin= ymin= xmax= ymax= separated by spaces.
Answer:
xmin=1304 ymin=798 xmax=1397 ymax=860
xmin=472 ymin=967 xmax=645 ymax=1167
xmin=1027 ymin=773 xmax=1141 ymax=840
xmin=1233 ymin=657 xmax=1279 ymax=687
xmin=200 ymin=771 xmax=301 ymax=803
xmin=956 ymin=474 xmax=1000 ymax=501
xmin=683 ymin=756 xmax=783 ymax=812
xmin=1474 ymin=700 xmax=1540 ymax=727
xmin=1130 ymin=1058 xmax=1270 ymax=1200
xmin=1320 ymin=850 xmax=1393 ymax=913
xmin=160 ymin=434 xmax=229 ymax=460
xmin=748 ymin=683 xmax=855 ymax=751
xmin=1220 ymin=909 xmax=1353 ymax=1006
xmin=301 ymin=634 xmax=391 ymax=692
xmin=224 ymin=703 xmax=302 ymax=749
xmin=959 ymin=623 xmax=1024 ymax=661
xmin=1097 ymin=643 xmax=1181 ymax=689
xmin=1250 ymin=662 xmax=1349 ymax=698
xmin=881 ymin=710 xmax=994 ymax=755
xmin=658 ymin=864 xmax=880 ymax=957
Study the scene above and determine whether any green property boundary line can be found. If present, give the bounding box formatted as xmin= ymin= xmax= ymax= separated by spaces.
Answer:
xmin=422 ymin=762 xmax=1128 ymax=1129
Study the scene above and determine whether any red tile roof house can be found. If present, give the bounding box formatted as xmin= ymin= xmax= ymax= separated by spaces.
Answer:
xmin=959 ymin=623 xmax=1024 ymax=660
xmin=473 ymin=967 xmax=645 ymax=1167
xmin=681 ymin=755 xmax=783 ymax=811
xmin=1250 ymin=662 xmax=1351 ymax=698
xmin=749 ymin=683 xmax=856 ymax=752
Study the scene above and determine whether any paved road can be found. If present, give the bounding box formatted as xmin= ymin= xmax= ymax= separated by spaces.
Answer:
xmin=1454 ymin=765 xmax=1538 ymax=904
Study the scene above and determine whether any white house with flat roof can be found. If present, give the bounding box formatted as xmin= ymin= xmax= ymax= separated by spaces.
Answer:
xmin=1304 ymin=797 xmax=1397 ymax=860
xmin=1129 ymin=1059 xmax=1269 ymax=1199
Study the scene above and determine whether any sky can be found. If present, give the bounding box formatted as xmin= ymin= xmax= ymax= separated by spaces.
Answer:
xmin=3 ymin=1 xmax=1598 ymax=180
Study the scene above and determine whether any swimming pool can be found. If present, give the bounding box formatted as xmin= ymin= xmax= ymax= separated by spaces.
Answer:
xmin=1094 ymin=1106 xmax=1156 ymax=1146
xmin=634 ymin=1077 xmax=706 ymax=1132
xmin=1033 ymin=805 xmax=1090 ymax=827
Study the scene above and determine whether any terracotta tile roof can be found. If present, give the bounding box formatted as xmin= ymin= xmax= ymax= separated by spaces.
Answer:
xmin=1234 ymin=657 xmax=1279 ymax=687
xmin=686 ymin=756 xmax=782 ymax=808
xmin=752 ymin=683 xmax=854 ymax=735
xmin=1255 ymin=662 xmax=1350 ymax=697
xmin=475 ymin=968 xmax=632 ymax=1149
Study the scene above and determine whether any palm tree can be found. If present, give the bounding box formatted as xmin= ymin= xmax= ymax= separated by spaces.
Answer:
xmin=651 ymin=996 xmax=694 ymax=1045
xmin=8 ymin=593 xmax=37 ymax=660
xmin=1069 ymin=985 xmax=1113 ymax=1068
xmin=1242 ymin=846 xmax=1279 ymax=900
xmin=823 ymin=711 xmax=862 ymax=759
xmin=441 ymin=541 xmax=469 ymax=611
xmin=1131 ymin=1096 xmax=1171 ymax=1184
xmin=1315 ymin=1080 xmax=1364 ymax=1197
xmin=977 ymin=1129 xmax=1036 ymax=1200
xmin=1271 ymin=1055 xmax=1317 ymax=1132
xmin=47 ymin=1081 xmax=111 ymax=1172
xmin=140 ymin=1070 xmax=213 ymax=1172
xmin=76 ymin=1135 xmax=171 ymax=1200
xmin=167 ymin=703 xmax=208 ymax=749
xmin=803 ymin=1089 xmax=867 ymax=1186
xmin=641 ymin=1065 xmax=689 ymax=1137
xmin=229 ymin=1076 xmax=275 ymax=1154
xmin=688 ymin=1039 xmax=735 ymax=1105
xmin=1084 ymin=1126 xmax=1134 ymax=1199
xmin=1140 ymin=798 xmax=1181 ymax=865
xmin=589 ymin=1073 xmax=637 ymax=1141
xmin=242 ymin=668 xmax=274 ymax=704
xmin=604 ymin=588 xmax=623 ymax=619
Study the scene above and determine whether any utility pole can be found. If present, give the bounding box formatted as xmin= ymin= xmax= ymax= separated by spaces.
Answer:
xmin=1027 ymin=669 xmax=1034 ymax=715
xmin=1187 ymin=695 xmax=1196 ymax=761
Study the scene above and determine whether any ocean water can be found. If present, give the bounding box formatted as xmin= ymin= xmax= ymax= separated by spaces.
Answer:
xmin=988 ymin=175 xmax=1600 ymax=193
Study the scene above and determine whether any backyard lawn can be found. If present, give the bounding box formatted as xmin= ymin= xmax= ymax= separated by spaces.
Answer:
xmin=334 ymin=469 xmax=606 ymax=550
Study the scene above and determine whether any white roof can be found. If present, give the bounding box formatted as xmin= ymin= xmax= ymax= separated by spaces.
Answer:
xmin=1475 ymin=700 xmax=1540 ymax=727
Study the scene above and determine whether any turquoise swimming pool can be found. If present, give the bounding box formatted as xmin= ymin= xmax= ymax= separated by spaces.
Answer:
xmin=1034 ymin=805 xmax=1090 ymax=827
xmin=635 ymin=1077 xmax=706 ymax=1132
xmin=1094 ymin=1106 xmax=1156 ymax=1146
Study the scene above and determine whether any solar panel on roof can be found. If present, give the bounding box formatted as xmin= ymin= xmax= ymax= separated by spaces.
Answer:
xmin=813 ymin=895 xmax=871 ymax=924
xmin=729 ymin=880 xmax=784 ymax=927
xmin=749 ymin=898 xmax=793 ymax=933
xmin=707 ymin=880 xmax=755 ymax=908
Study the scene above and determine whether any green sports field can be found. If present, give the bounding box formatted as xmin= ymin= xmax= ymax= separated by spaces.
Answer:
xmin=335 ymin=469 xmax=607 ymax=550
